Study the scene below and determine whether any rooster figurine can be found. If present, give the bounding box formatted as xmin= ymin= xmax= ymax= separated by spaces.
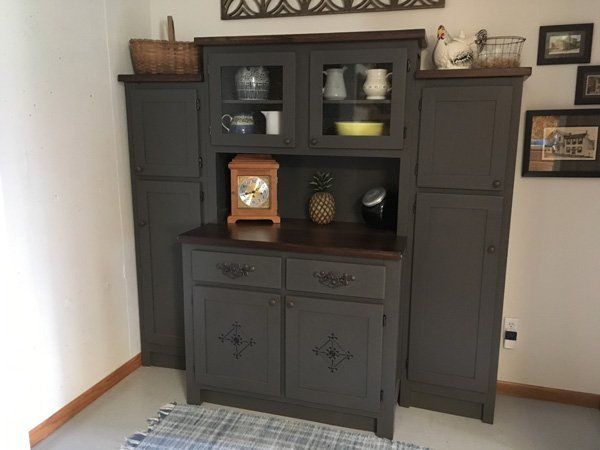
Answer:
xmin=433 ymin=25 xmax=487 ymax=69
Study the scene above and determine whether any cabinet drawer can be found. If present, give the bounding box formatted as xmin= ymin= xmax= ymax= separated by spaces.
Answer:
xmin=286 ymin=258 xmax=385 ymax=300
xmin=192 ymin=250 xmax=281 ymax=289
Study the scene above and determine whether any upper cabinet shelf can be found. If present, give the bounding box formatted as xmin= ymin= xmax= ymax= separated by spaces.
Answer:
xmin=415 ymin=67 xmax=532 ymax=79
xmin=205 ymin=41 xmax=412 ymax=153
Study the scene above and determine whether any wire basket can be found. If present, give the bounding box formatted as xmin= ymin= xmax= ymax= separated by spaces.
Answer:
xmin=474 ymin=36 xmax=525 ymax=69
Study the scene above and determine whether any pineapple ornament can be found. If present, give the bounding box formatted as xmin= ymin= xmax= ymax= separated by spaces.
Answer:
xmin=309 ymin=172 xmax=335 ymax=225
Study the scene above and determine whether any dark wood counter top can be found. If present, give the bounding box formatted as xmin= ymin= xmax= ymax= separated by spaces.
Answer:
xmin=416 ymin=67 xmax=532 ymax=79
xmin=178 ymin=219 xmax=405 ymax=260
xmin=118 ymin=74 xmax=203 ymax=83
xmin=195 ymin=29 xmax=427 ymax=49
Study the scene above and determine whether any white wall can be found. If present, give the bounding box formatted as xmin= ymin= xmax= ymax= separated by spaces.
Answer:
xmin=0 ymin=0 xmax=150 ymax=430
xmin=149 ymin=0 xmax=600 ymax=394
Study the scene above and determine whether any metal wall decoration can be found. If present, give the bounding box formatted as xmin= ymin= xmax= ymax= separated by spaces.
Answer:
xmin=218 ymin=321 xmax=256 ymax=359
xmin=313 ymin=333 xmax=354 ymax=372
xmin=221 ymin=0 xmax=445 ymax=21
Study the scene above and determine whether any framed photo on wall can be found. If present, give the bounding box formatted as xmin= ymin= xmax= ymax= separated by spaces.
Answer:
xmin=523 ymin=109 xmax=600 ymax=177
xmin=575 ymin=66 xmax=600 ymax=105
xmin=537 ymin=24 xmax=593 ymax=65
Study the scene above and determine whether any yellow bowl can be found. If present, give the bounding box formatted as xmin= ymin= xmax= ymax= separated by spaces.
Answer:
xmin=335 ymin=121 xmax=384 ymax=136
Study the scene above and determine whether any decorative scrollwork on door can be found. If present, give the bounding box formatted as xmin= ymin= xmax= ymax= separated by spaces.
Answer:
xmin=313 ymin=333 xmax=353 ymax=372
xmin=313 ymin=271 xmax=355 ymax=289
xmin=218 ymin=321 xmax=256 ymax=359
xmin=222 ymin=0 xmax=445 ymax=20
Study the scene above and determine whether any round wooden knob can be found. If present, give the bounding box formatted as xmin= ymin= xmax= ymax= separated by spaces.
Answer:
xmin=269 ymin=298 xmax=278 ymax=306
xmin=287 ymin=300 xmax=295 ymax=308
xmin=487 ymin=245 xmax=496 ymax=254
xmin=310 ymin=138 xmax=318 ymax=145
xmin=492 ymin=180 xmax=502 ymax=188
xmin=138 ymin=220 xmax=147 ymax=227
xmin=134 ymin=165 xmax=144 ymax=173
xmin=284 ymin=138 xmax=291 ymax=145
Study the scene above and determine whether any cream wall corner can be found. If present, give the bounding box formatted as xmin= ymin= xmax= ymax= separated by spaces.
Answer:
xmin=0 ymin=0 xmax=150 ymax=429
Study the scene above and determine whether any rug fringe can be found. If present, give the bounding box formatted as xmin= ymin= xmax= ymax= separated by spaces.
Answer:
xmin=121 ymin=402 xmax=176 ymax=450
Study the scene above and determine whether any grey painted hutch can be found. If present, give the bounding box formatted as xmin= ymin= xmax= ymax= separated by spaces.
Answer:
xmin=119 ymin=29 xmax=530 ymax=438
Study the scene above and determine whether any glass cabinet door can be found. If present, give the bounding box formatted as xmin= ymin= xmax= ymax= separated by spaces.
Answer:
xmin=208 ymin=52 xmax=295 ymax=148
xmin=309 ymin=48 xmax=407 ymax=150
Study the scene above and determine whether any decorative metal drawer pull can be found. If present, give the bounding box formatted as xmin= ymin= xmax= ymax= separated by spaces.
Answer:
xmin=313 ymin=271 xmax=356 ymax=289
xmin=216 ymin=262 xmax=255 ymax=279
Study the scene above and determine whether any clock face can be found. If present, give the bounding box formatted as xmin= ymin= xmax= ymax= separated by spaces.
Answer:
xmin=237 ymin=176 xmax=270 ymax=209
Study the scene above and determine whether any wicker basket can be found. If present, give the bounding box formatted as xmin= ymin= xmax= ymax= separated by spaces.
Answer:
xmin=474 ymin=36 xmax=526 ymax=69
xmin=129 ymin=16 xmax=199 ymax=74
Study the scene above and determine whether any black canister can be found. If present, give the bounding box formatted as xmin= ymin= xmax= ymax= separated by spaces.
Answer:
xmin=361 ymin=187 xmax=397 ymax=229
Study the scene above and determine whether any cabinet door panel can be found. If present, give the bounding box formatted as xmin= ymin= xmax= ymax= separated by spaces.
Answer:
xmin=136 ymin=181 xmax=202 ymax=354
xmin=192 ymin=286 xmax=281 ymax=396
xmin=286 ymin=296 xmax=383 ymax=410
xmin=309 ymin=48 xmax=407 ymax=150
xmin=408 ymin=193 xmax=503 ymax=392
xmin=208 ymin=52 xmax=296 ymax=148
xmin=131 ymin=88 xmax=200 ymax=177
xmin=417 ymin=86 xmax=513 ymax=190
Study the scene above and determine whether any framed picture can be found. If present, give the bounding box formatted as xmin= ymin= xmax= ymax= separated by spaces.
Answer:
xmin=537 ymin=24 xmax=593 ymax=65
xmin=523 ymin=109 xmax=600 ymax=177
xmin=575 ymin=66 xmax=600 ymax=105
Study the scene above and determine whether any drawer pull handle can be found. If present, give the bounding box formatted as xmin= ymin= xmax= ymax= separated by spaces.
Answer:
xmin=216 ymin=262 xmax=255 ymax=279
xmin=487 ymin=245 xmax=496 ymax=254
xmin=287 ymin=300 xmax=295 ymax=308
xmin=313 ymin=271 xmax=356 ymax=289
xmin=269 ymin=298 xmax=278 ymax=306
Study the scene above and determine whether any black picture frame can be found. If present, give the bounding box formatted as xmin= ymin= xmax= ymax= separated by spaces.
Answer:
xmin=575 ymin=66 xmax=600 ymax=105
xmin=522 ymin=109 xmax=600 ymax=177
xmin=537 ymin=24 xmax=593 ymax=65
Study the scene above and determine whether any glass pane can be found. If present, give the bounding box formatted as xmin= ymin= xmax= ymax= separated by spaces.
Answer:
xmin=321 ymin=63 xmax=393 ymax=137
xmin=220 ymin=65 xmax=283 ymax=136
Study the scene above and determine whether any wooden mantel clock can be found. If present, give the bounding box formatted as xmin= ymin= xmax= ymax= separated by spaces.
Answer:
xmin=227 ymin=154 xmax=280 ymax=224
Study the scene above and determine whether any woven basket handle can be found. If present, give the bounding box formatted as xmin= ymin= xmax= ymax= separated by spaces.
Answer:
xmin=167 ymin=16 xmax=175 ymax=42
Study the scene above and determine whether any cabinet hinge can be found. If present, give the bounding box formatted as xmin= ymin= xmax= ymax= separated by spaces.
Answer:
xmin=196 ymin=98 xmax=200 ymax=111
xmin=412 ymin=199 xmax=417 ymax=215
xmin=418 ymin=97 xmax=423 ymax=111
xmin=414 ymin=162 xmax=419 ymax=176
xmin=200 ymin=191 xmax=205 ymax=202
xmin=380 ymin=390 xmax=384 ymax=402
xmin=406 ymin=58 xmax=412 ymax=73
xmin=208 ymin=125 xmax=212 ymax=136
xmin=382 ymin=314 xmax=387 ymax=327
xmin=198 ymin=156 xmax=203 ymax=168
xmin=403 ymin=126 xmax=407 ymax=139
xmin=405 ymin=359 xmax=409 ymax=370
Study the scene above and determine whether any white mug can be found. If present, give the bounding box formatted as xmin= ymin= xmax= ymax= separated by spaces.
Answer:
xmin=261 ymin=110 xmax=281 ymax=135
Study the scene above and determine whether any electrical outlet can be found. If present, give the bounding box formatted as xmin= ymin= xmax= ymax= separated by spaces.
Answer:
xmin=504 ymin=318 xmax=519 ymax=332
xmin=504 ymin=317 xmax=519 ymax=349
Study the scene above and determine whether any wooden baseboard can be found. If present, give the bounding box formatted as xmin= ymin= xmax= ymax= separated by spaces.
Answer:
xmin=497 ymin=380 xmax=600 ymax=410
xmin=29 ymin=353 xmax=142 ymax=447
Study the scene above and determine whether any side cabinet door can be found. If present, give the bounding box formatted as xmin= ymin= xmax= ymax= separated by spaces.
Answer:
xmin=136 ymin=180 xmax=202 ymax=366
xmin=417 ymin=86 xmax=513 ymax=191
xmin=286 ymin=296 xmax=383 ymax=411
xmin=130 ymin=88 xmax=200 ymax=177
xmin=408 ymin=193 xmax=503 ymax=392
xmin=192 ymin=286 xmax=281 ymax=396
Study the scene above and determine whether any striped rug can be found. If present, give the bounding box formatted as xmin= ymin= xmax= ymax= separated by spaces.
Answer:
xmin=122 ymin=403 xmax=429 ymax=449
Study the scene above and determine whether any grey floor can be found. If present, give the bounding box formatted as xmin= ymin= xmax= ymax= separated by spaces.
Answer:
xmin=34 ymin=367 xmax=600 ymax=450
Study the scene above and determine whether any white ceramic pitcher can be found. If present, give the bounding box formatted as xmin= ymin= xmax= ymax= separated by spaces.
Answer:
xmin=261 ymin=110 xmax=281 ymax=135
xmin=323 ymin=67 xmax=347 ymax=100
xmin=363 ymin=69 xmax=393 ymax=100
